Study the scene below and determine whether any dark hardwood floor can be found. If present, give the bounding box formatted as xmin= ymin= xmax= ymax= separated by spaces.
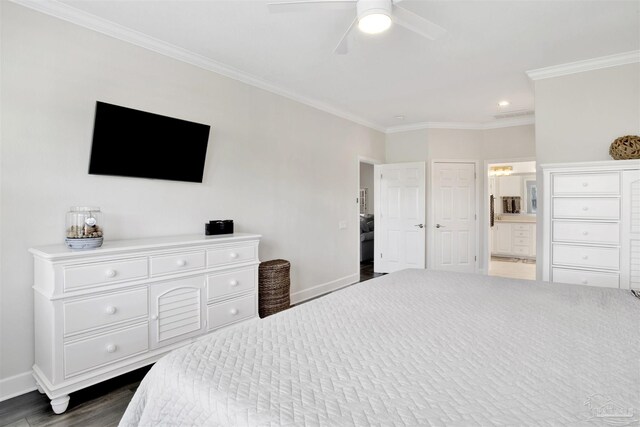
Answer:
xmin=0 ymin=366 xmax=151 ymax=427
xmin=359 ymin=260 xmax=385 ymax=282
xmin=0 ymin=264 xmax=385 ymax=426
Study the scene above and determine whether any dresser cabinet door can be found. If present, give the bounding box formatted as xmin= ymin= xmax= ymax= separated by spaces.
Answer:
xmin=149 ymin=276 xmax=206 ymax=349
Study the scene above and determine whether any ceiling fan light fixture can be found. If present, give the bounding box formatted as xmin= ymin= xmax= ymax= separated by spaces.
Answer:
xmin=358 ymin=12 xmax=392 ymax=34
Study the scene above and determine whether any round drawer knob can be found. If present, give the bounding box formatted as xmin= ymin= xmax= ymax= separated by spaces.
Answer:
xmin=582 ymin=231 xmax=589 ymax=236
xmin=582 ymin=206 xmax=589 ymax=211
xmin=230 ymin=308 xmax=239 ymax=315
xmin=581 ymin=279 xmax=588 ymax=284
xmin=582 ymin=255 xmax=589 ymax=260
xmin=229 ymin=252 xmax=239 ymax=259
xmin=105 ymin=306 xmax=117 ymax=315
xmin=106 ymin=344 xmax=117 ymax=353
xmin=582 ymin=182 xmax=589 ymax=187
xmin=104 ymin=269 xmax=117 ymax=278
xmin=151 ymin=315 xmax=158 ymax=320
xmin=176 ymin=259 xmax=187 ymax=267
xmin=229 ymin=279 xmax=239 ymax=287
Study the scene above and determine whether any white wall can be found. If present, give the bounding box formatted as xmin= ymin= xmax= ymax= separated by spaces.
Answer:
xmin=0 ymin=3 xmax=385 ymax=394
xmin=535 ymin=63 xmax=640 ymax=164
xmin=385 ymin=125 xmax=536 ymax=271
xmin=534 ymin=62 xmax=640 ymax=278
xmin=359 ymin=162 xmax=375 ymax=215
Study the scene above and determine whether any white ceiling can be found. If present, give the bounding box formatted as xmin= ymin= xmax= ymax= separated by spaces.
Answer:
xmin=36 ymin=1 xmax=640 ymax=130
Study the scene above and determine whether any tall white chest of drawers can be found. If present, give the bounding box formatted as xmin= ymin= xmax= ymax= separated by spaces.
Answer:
xmin=30 ymin=233 xmax=260 ymax=414
xmin=542 ymin=160 xmax=640 ymax=289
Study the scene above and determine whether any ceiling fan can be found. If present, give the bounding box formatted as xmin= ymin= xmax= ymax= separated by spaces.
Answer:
xmin=267 ymin=0 xmax=446 ymax=54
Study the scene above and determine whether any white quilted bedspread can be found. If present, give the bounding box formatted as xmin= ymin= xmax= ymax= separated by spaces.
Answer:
xmin=120 ymin=270 xmax=640 ymax=426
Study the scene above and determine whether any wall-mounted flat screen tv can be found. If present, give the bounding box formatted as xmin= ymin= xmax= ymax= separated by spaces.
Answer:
xmin=88 ymin=102 xmax=211 ymax=183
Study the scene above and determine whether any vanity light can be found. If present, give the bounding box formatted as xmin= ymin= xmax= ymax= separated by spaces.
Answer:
xmin=489 ymin=166 xmax=513 ymax=176
xmin=358 ymin=13 xmax=392 ymax=34
xmin=498 ymin=100 xmax=510 ymax=108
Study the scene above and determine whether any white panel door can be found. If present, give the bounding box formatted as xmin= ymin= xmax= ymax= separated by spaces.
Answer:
xmin=433 ymin=162 xmax=476 ymax=272
xmin=375 ymin=162 xmax=426 ymax=273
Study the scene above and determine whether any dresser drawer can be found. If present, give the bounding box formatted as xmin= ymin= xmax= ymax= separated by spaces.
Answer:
xmin=64 ymin=288 xmax=148 ymax=335
xmin=512 ymin=224 xmax=531 ymax=231
xmin=64 ymin=323 xmax=148 ymax=377
xmin=207 ymin=294 xmax=255 ymax=330
xmin=552 ymin=268 xmax=619 ymax=288
xmin=64 ymin=258 xmax=148 ymax=290
xmin=553 ymin=198 xmax=620 ymax=220
xmin=150 ymin=250 xmax=205 ymax=277
xmin=207 ymin=245 xmax=257 ymax=268
xmin=552 ymin=221 xmax=620 ymax=245
xmin=553 ymin=244 xmax=619 ymax=270
xmin=207 ymin=267 xmax=256 ymax=301
xmin=553 ymin=172 xmax=620 ymax=195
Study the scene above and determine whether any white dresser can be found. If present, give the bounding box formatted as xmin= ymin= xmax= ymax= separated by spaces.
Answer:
xmin=542 ymin=160 xmax=640 ymax=289
xmin=30 ymin=233 xmax=260 ymax=414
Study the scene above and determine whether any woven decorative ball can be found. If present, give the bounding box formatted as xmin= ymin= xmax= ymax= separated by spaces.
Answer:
xmin=609 ymin=135 xmax=640 ymax=160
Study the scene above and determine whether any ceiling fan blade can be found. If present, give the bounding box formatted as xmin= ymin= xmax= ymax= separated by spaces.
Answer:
xmin=267 ymin=0 xmax=356 ymax=13
xmin=392 ymin=4 xmax=446 ymax=40
xmin=334 ymin=17 xmax=358 ymax=55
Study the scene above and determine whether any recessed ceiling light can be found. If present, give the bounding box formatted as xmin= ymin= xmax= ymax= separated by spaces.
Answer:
xmin=498 ymin=100 xmax=510 ymax=108
xmin=358 ymin=13 xmax=392 ymax=34
xmin=394 ymin=115 xmax=405 ymax=120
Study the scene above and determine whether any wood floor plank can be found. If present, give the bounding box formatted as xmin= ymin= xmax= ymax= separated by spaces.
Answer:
xmin=0 ymin=366 xmax=151 ymax=427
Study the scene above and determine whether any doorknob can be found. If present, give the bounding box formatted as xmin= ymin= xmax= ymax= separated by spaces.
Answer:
xmin=435 ymin=224 xmax=445 ymax=228
xmin=414 ymin=224 xmax=424 ymax=228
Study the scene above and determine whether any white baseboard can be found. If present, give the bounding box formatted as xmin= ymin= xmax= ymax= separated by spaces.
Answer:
xmin=0 ymin=371 xmax=36 ymax=402
xmin=291 ymin=273 xmax=360 ymax=305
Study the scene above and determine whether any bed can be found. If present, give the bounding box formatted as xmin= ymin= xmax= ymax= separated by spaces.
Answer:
xmin=120 ymin=269 xmax=639 ymax=426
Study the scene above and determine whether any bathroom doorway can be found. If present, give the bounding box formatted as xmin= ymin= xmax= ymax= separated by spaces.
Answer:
xmin=487 ymin=160 xmax=537 ymax=280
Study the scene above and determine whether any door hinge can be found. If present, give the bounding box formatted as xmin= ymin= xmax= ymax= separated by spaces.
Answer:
xmin=475 ymin=214 xmax=477 ymax=220
xmin=475 ymin=256 xmax=477 ymax=261
xmin=380 ymin=253 xmax=383 ymax=259
xmin=356 ymin=197 xmax=359 ymax=204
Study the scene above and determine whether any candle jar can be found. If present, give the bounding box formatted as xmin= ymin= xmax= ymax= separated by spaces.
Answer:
xmin=65 ymin=206 xmax=104 ymax=249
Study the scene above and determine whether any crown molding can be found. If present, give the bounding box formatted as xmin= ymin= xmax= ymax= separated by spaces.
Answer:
xmin=526 ymin=50 xmax=640 ymax=81
xmin=385 ymin=115 xmax=535 ymax=134
xmin=9 ymin=0 xmax=386 ymax=133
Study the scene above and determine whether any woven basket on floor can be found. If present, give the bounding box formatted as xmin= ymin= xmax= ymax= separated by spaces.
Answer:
xmin=609 ymin=135 xmax=640 ymax=160
xmin=258 ymin=259 xmax=290 ymax=318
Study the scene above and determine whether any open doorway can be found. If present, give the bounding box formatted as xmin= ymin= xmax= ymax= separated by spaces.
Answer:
xmin=487 ymin=160 xmax=537 ymax=280
xmin=359 ymin=161 xmax=377 ymax=281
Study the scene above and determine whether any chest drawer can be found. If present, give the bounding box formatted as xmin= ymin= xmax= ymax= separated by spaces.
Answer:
xmin=553 ymin=172 xmax=620 ymax=195
xmin=552 ymin=268 xmax=619 ymax=288
xmin=553 ymin=198 xmax=620 ymax=220
xmin=64 ymin=323 xmax=148 ymax=377
xmin=553 ymin=244 xmax=619 ymax=270
xmin=64 ymin=288 xmax=148 ymax=335
xmin=207 ymin=244 xmax=257 ymax=268
xmin=207 ymin=293 xmax=255 ymax=330
xmin=552 ymin=221 xmax=620 ymax=245
xmin=64 ymin=258 xmax=148 ymax=290
xmin=150 ymin=250 xmax=205 ymax=277
xmin=207 ymin=267 xmax=256 ymax=301
xmin=512 ymin=224 xmax=531 ymax=231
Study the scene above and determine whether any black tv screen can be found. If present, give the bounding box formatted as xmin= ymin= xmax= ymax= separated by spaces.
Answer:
xmin=89 ymin=102 xmax=211 ymax=183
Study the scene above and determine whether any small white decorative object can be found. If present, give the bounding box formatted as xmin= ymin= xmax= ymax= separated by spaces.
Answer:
xmin=65 ymin=206 xmax=104 ymax=249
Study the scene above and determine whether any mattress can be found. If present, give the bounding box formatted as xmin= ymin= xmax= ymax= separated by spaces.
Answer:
xmin=120 ymin=269 xmax=640 ymax=426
